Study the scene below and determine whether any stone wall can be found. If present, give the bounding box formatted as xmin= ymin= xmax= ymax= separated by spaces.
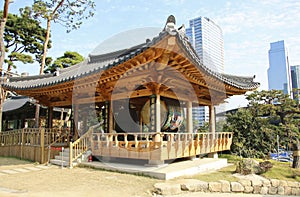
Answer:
xmin=153 ymin=179 xmax=300 ymax=196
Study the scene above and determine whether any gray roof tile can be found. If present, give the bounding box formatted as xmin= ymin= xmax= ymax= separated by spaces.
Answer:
xmin=2 ymin=17 xmax=259 ymax=91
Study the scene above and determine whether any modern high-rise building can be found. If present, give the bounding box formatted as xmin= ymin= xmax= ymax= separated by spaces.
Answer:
xmin=186 ymin=16 xmax=224 ymax=73
xmin=291 ymin=65 xmax=300 ymax=99
xmin=267 ymin=40 xmax=292 ymax=96
xmin=186 ymin=16 xmax=225 ymax=128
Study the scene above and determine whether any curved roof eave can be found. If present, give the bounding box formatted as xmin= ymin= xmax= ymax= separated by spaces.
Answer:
xmin=1 ymin=15 xmax=259 ymax=92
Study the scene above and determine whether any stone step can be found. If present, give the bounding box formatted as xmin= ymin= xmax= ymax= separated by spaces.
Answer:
xmin=59 ymin=150 xmax=82 ymax=157
xmin=55 ymin=155 xmax=70 ymax=161
xmin=50 ymin=159 xmax=69 ymax=167
xmin=50 ymin=159 xmax=78 ymax=167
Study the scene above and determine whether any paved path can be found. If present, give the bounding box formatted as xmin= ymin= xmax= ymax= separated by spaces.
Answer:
xmin=0 ymin=165 xmax=52 ymax=176
xmin=168 ymin=192 xmax=295 ymax=197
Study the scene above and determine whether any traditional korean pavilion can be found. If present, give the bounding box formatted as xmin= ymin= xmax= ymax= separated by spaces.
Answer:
xmin=1 ymin=15 xmax=259 ymax=165
xmin=2 ymin=96 xmax=69 ymax=130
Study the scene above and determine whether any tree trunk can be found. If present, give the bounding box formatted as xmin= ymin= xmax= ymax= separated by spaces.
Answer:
xmin=35 ymin=18 xmax=51 ymax=128
xmin=292 ymin=139 xmax=300 ymax=168
xmin=0 ymin=0 xmax=11 ymax=132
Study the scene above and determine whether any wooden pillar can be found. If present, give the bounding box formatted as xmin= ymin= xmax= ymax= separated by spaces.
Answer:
xmin=103 ymin=101 xmax=110 ymax=133
xmin=109 ymin=101 xmax=114 ymax=133
xmin=209 ymin=105 xmax=216 ymax=135
xmin=73 ymin=105 xmax=79 ymax=139
xmin=155 ymin=94 xmax=161 ymax=132
xmin=47 ymin=107 xmax=53 ymax=129
xmin=186 ymin=101 xmax=193 ymax=133
xmin=139 ymin=110 xmax=143 ymax=133
xmin=149 ymin=95 xmax=156 ymax=133
xmin=208 ymin=105 xmax=218 ymax=158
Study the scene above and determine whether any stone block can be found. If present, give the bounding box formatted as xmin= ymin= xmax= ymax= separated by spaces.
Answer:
xmin=209 ymin=182 xmax=222 ymax=192
xmin=253 ymin=186 xmax=261 ymax=194
xmin=292 ymin=187 xmax=300 ymax=196
xmin=279 ymin=180 xmax=288 ymax=187
xmin=270 ymin=179 xmax=279 ymax=187
xmin=219 ymin=180 xmax=230 ymax=193
xmin=231 ymin=182 xmax=244 ymax=192
xmin=277 ymin=186 xmax=285 ymax=195
xmin=153 ymin=183 xmax=181 ymax=196
xmin=284 ymin=186 xmax=292 ymax=195
xmin=268 ymin=186 xmax=277 ymax=195
xmin=262 ymin=179 xmax=271 ymax=187
xmin=251 ymin=179 xmax=262 ymax=186
xmin=180 ymin=179 xmax=208 ymax=192
xmin=288 ymin=181 xmax=299 ymax=188
xmin=260 ymin=186 xmax=268 ymax=195
xmin=238 ymin=179 xmax=251 ymax=187
xmin=244 ymin=186 xmax=254 ymax=193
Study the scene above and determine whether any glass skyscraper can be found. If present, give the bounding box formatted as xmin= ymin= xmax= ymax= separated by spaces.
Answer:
xmin=291 ymin=65 xmax=300 ymax=99
xmin=267 ymin=40 xmax=292 ymax=96
xmin=186 ymin=17 xmax=224 ymax=73
xmin=186 ymin=16 xmax=225 ymax=128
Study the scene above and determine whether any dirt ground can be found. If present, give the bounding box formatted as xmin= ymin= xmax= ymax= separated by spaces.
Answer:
xmin=0 ymin=158 xmax=158 ymax=197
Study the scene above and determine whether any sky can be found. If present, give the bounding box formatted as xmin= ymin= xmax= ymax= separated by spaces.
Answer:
xmin=4 ymin=0 xmax=300 ymax=110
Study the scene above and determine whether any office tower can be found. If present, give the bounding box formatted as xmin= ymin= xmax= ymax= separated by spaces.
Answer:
xmin=291 ymin=65 xmax=300 ymax=99
xmin=267 ymin=40 xmax=292 ymax=96
xmin=186 ymin=16 xmax=225 ymax=128
xmin=186 ymin=17 xmax=224 ymax=73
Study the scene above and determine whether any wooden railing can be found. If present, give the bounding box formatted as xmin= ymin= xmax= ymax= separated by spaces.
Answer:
xmin=91 ymin=132 xmax=233 ymax=161
xmin=0 ymin=128 xmax=69 ymax=163
xmin=69 ymin=123 xmax=101 ymax=168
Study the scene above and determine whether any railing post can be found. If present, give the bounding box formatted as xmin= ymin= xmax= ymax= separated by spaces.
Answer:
xmin=40 ymin=128 xmax=45 ymax=163
xmin=69 ymin=142 xmax=73 ymax=168
xmin=21 ymin=129 xmax=25 ymax=159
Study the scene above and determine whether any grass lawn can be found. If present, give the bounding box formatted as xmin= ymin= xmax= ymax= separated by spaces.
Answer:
xmin=262 ymin=160 xmax=300 ymax=182
xmin=184 ymin=154 xmax=300 ymax=182
xmin=183 ymin=164 xmax=239 ymax=182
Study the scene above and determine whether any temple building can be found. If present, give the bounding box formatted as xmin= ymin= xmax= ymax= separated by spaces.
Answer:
xmin=1 ymin=16 xmax=259 ymax=166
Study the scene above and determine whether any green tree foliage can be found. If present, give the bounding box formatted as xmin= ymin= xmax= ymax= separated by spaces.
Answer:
xmin=44 ymin=51 xmax=84 ymax=73
xmin=1 ymin=7 xmax=51 ymax=73
xmin=223 ymin=90 xmax=300 ymax=158
xmin=32 ymin=0 xmax=96 ymax=74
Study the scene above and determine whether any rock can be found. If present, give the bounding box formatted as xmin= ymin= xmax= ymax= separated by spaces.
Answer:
xmin=268 ymin=186 xmax=277 ymax=195
xmin=284 ymin=186 xmax=292 ymax=195
xmin=244 ymin=186 xmax=254 ymax=193
xmin=292 ymin=187 xmax=300 ymax=196
xmin=251 ymin=179 xmax=262 ymax=187
xmin=277 ymin=186 xmax=285 ymax=195
xmin=236 ymin=158 xmax=261 ymax=175
xmin=209 ymin=182 xmax=222 ymax=192
xmin=219 ymin=180 xmax=230 ymax=193
xmin=262 ymin=179 xmax=271 ymax=187
xmin=259 ymin=161 xmax=273 ymax=173
xmin=231 ymin=182 xmax=244 ymax=192
xmin=238 ymin=179 xmax=251 ymax=187
xmin=287 ymin=181 xmax=299 ymax=187
xmin=180 ymin=179 xmax=208 ymax=192
xmin=260 ymin=186 xmax=268 ymax=195
xmin=253 ymin=186 xmax=261 ymax=194
xmin=270 ymin=179 xmax=279 ymax=187
xmin=153 ymin=183 xmax=181 ymax=196
xmin=279 ymin=180 xmax=288 ymax=187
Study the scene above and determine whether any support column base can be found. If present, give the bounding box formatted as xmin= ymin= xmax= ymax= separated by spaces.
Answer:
xmin=208 ymin=152 xmax=218 ymax=159
xmin=187 ymin=156 xmax=198 ymax=161
xmin=145 ymin=160 xmax=166 ymax=167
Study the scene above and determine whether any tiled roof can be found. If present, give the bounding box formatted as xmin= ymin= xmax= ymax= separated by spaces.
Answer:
xmin=2 ymin=15 xmax=259 ymax=91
